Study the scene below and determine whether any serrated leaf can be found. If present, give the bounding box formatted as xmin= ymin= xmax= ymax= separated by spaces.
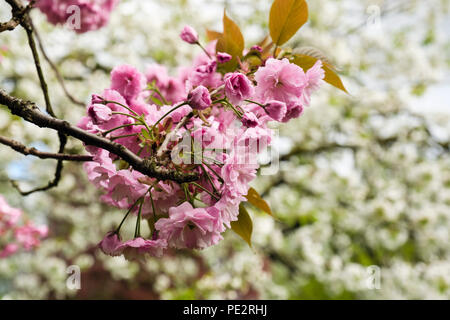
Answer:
xmin=216 ymin=11 xmax=244 ymax=71
xmin=292 ymin=53 xmax=348 ymax=93
xmin=206 ymin=29 xmax=222 ymax=42
xmin=269 ymin=0 xmax=308 ymax=46
xmin=245 ymin=187 xmax=273 ymax=216
xmin=231 ymin=204 xmax=253 ymax=247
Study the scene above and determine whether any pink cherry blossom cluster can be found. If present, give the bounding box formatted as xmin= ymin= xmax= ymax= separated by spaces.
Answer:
xmin=79 ymin=25 xmax=324 ymax=260
xmin=32 ymin=0 xmax=119 ymax=33
xmin=0 ymin=195 xmax=48 ymax=258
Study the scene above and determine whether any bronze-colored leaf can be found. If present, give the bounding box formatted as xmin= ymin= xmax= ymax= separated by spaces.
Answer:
xmin=245 ymin=187 xmax=273 ymax=216
xmin=206 ymin=29 xmax=222 ymax=42
xmin=292 ymin=53 xmax=348 ymax=93
xmin=231 ymin=204 xmax=253 ymax=247
xmin=269 ymin=0 xmax=308 ymax=46
xmin=216 ymin=11 xmax=245 ymax=71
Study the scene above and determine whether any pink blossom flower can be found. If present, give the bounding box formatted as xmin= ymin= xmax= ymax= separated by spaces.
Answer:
xmin=110 ymin=64 xmax=146 ymax=104
xmin=116 ymin=237 xmax=167 ymax=259
xmin=221 ymin=154 xmax=258 ymax=196
xmin=224 ymin=72 xmax=255 ymax=105
xmin=155 ymin=202 xmax=223 ymax=249
xmin=146 ymin=64 xmax=186 ymax=104
xmin=180 ymin=25 xmax=199 ymax=44
xmin=0 ymin=196 xmax=21 ymax=227
xmin=265 ymin=100 xmax=287 ymax=121
xmin=217 ymin=52 xmax=232 ymax=63
xmin=0 ymin=244 xmax=19 ymax=258
xmin=301 ymin=60 xmax=325 ymax=106
xmin=188 ymin=85 xmax=212 ymax=110
xmin=14 ymin=223 xmax=48 ymax=250
xmin=241 ymin=112 xmax=260 ymax=128
xmin=282 ymin=102 xmax=304 ymax=122
xmin=254 ymin=58 xmax=307 ymax=104
xmin=98 ymin=232 xmax=122 ymax=256
xmin=33 ymin=0 xmax=118 ymax=34
xmin=189 ymin=60 xmax=222 ymax=88
xmin=88 ymin=103 xmax=112 ymax=124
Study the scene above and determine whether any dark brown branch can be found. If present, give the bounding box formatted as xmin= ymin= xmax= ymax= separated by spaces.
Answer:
xmin=0 ymin=135 xmax=93 ymax=161
xmin=10 ymin=4 xmax=68 ymax=195
xmin=0 ymin=89 xmax=199 ymax=184
xmin=0 ymin=17 xmax=20 ymax=32
xmin=0 ymin=0 xmax=33 ymax=32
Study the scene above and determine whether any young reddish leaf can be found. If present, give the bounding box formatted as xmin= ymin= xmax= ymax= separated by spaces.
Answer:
xmin=206 ymin=29 xmax=222 ymax=42
xmin=231 ymin=204 xmax=253 ymax=247
xmin=269 ymin=0 xmax=308 ymax=46
xmin=216 ymin=11 xmax=245 ymax=71
xmin=245 ymin=187 xmax=273 ymax=216
xmin=292 ymin=53 xmax=348 ymax=93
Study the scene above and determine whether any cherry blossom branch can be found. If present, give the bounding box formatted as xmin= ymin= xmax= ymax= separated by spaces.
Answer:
xmin=156 ymin=112 xmax=194 ymax=158
xmin=0 ymin=0 xmax=33 ymax=33
xmin=0 ymin=89 xmax=199 ymax=184
xmin=0 ymin=135 xmax=93 ymax=161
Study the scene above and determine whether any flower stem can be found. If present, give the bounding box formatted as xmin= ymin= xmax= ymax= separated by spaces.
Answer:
xmin=201 ymin=164 xmax=219 ymax=194
xmin=244 ymin=99 xmax=266 ymax=108
xmin=202 ymin=161 xmax=224 ymax=183
xmin=190 ymin=182 xmax=220 ymax=201
xmin=134 ymin=199 xmax=144 ymax=238
xmin=103 ymin=100 xmax=139 ymax=117
xmin=196 ymin=42 xmax=212 ymax=59
xmin=102 ymin=123 xmax=142 ymax=136
xmin=115 ymin=197 xmax=142 ymax=234
xmin=110 ymin=133 xmax=139 ymax=141
xmin=149 ymin=87 xmax=169 ymax=105
xmin=151 ymin=102 xmax=189 ymax=132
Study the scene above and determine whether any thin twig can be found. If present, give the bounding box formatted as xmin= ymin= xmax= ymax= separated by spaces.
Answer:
xmin=0 ymin=135 xmax=93 ymax=161
xmin=31 ymin=21 xmax=85 ymax=107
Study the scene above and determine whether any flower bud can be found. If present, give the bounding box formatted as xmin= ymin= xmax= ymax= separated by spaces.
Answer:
xmin=180 ymin=25 xmax=199 ymax=44
xmin=217 ymin=52 xmax=232 ymax=63
xmin=91 ymin=94 xmax=104 ymax=104
xmin=265 ymin=100 xmax=287 ymax=121
xmin=250 ymin=45 xmax=262 ymax=52
xmin=241 ymin=112 xmax=260 ymax=128
xmin=187 ymin=85 xmax=212 ymax=110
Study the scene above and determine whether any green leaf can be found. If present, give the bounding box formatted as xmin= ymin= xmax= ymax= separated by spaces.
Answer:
xmin=269 ymin=0 xmax=308 ymax=46
xmin=292 ymin=53 xmax=348 ymax=93
xmin=216 ymin=11 xmax=245 ymax=71
xmin=231 ymin=204 xmax=253 ymax=247
xmin=245 ymin=187 xmax=273 ymax=216
xmin=141 ymin=128 xmax=150 ymax=140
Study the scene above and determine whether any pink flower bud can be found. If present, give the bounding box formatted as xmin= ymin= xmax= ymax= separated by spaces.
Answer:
xmin=91 ymin=94 xmax=104 ymax=104
xmin=241 ymin=112 xmax=260 ymax=128
xmin=187 ymin=85 xmax=212 ymax=110
xmin=180 ymin=25 xmax=199 ymax=44
xmin=224 ymin=72 xmax=255 ymax=105
xmin=250 ymin=45 xmax=262 ymax=52
xmin=282 ymin=102 xmax=304 ymax=122
xmin=265 ymin=100 xmax=287 ymax=121
xmin=98 ymin=232 xmax=122 ymax=256
xmin=217 ymin=52 xmax=232 ymax=63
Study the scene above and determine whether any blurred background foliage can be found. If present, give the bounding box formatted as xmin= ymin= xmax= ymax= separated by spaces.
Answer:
xmin=0 ymin=0 xmax=449 ymax=299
